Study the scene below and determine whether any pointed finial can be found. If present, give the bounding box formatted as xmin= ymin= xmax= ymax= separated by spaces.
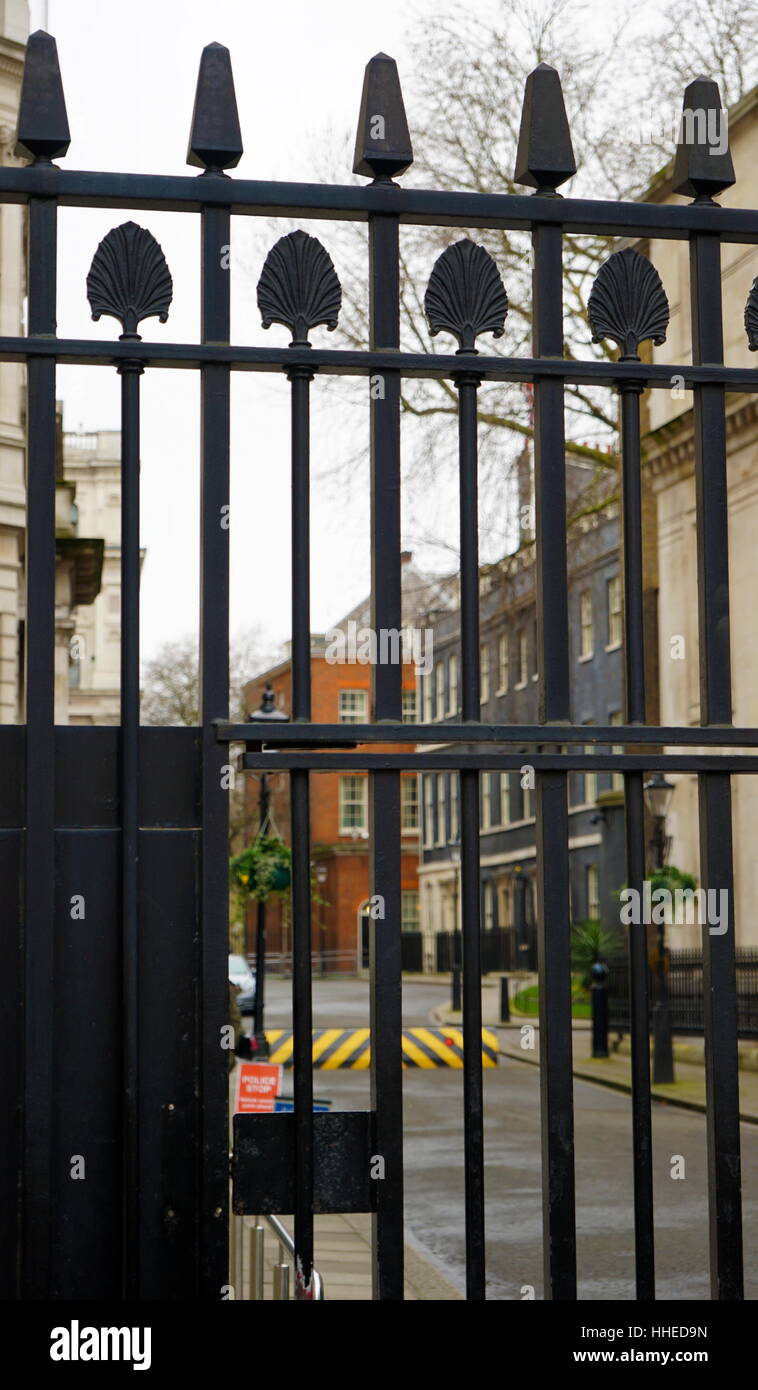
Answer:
xmin=353 ymin=53 xmax=413 ymax=181
xmin=187 ymin=42 xmax=243 ymax=171
xmin=671 ymin=77 xmax=734 ymax=201
xmin=14 ymin=30 xmax=70 ymax=162
xmin=514 ymin=63 xmax=575 ymax=194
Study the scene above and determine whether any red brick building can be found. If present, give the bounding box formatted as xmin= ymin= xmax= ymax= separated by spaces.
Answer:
xmin=241 ymin=556 xmax=455 ymax=970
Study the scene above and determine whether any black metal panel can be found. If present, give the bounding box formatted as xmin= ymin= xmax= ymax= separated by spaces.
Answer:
xmin=50 ymin=830 xmax=121 ymax=1299
xmin=0 ymin=829 xmax=22 ymax=1297
xmin=232 ymin=1112 xmax=376 ymax=1215
xmin=137 ymin=829 xmax=201 ymax=1299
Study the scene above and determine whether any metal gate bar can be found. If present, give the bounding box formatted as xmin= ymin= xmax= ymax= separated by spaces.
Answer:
xmin=618 ymin=363 xmax=655 ymax=1298
xmin=531 ymin=217 xmax=576 ymax=1301
xmin=457 ymin=366 xmax=485 ymax=1299
xmin=690 ymin=229 xmax=743 ymax=1299
xmin=23 ymin=192 xmax=58 ymax=1299
xmin=367 ymin=198 xmax=405 ymax=1301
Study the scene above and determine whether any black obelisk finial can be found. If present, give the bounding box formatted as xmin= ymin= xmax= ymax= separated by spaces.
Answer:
xmin=14 ymin=30 xmax=70 ymax=163
xmin=514 ymin=63 xmax=575 ymax=195
xmin=671 ymin=77 xmax=734 ymax=201
xmin=353 ymin=52 xmax=413 ymax=181
xmin=187 ymin=41 xmax=243 ymax=172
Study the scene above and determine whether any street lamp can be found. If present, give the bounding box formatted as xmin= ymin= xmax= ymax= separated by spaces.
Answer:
xmin=450 ymin=836 xmax=461 ymax=1012
xmin=644 ymin=772 xmax=675 ymax=1085
xmin=315 ymin=862 xmax=328 ymax=977
xmin=246 ymin=682 xmax=289 ymax=1058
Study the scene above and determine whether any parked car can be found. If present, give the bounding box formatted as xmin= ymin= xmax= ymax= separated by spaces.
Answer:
xmin=228 ymin=953 xmax=256 ymax=996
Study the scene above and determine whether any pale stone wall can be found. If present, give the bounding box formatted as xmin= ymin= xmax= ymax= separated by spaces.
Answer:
xmin=642 ymin=90 xmax=758 ymax=946
xmin=63 ymin=431 xmax=122 ymax=725
xmin=0 ymin=2 xmax=27 ymax=723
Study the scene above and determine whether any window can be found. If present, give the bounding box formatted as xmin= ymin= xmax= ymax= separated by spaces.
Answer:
xmin=423 ymin=672 xmax=433 ymax=723
xmin=610 ymin=710 xmax=624 ymax=791
xmin=402 ymin=688 xmax=417 ymax=723
xmin=339 ymin=775 xmax=367 ymax=832
xmin=450 ymin=774 xmax=459 ymax=840
xmin=436 ymin=774 xmax=446 ymax=845
xmin=584 ymin=739 xmax=598 ymax=805
xmin=480 ymin=644 xmax=490 ymax=703
xmin=435 ymin=661 xmax=445 ymax=720
xmin=402 ymin=890 xmax=420 ymax=932
xmin=481 ymin=773 xmax=492 ymax=829
xmin=607 ymin=575 xmax=622 ymax=648
xmin=483 ymin=880 xmax=495 ymax=931
xmin=424 ymin=776 xmax=434 ymax=847
xmin=339 ymin=689 xmax=367 ymax=723
xmin=579 ymin=590 xmax=594 ymax=659
xmin=499 ymin=772 xmax=511 ymax=826
xmin=401 ymin=776 xmax=419 ymax=832
xmin=448 ymin=653 xmax=459 ymax=714
xmin=517 ymin=629 xmax=528 ymax=687
xmin=497 ymin=634 xmax=509 ymax=693
xmin=586 ymin=864 xmax=600 ymax=920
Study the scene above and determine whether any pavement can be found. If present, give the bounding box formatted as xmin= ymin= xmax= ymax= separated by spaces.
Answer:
xmin=232 ymin=1212 xmax=463 ymax=1301
xmin=434 ymin=976 xmax=758 ymax=1123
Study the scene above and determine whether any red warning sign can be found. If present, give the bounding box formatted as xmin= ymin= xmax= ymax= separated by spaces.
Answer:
xmin=235 ymin=1062 xmax=283 ymax=1113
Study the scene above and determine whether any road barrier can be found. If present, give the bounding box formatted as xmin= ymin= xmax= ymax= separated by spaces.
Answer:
xmin=264 ymin=1027 xmax=499 ymax=1069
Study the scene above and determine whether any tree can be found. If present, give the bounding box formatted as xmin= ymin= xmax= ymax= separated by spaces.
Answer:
xmin=140 ymin=626 xmax=273 ymax=725
xmin=307 ymin=0 xmax=758 ymax=561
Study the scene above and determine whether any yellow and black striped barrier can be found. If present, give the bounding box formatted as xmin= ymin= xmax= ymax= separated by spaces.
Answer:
xmin=264 ymin=1027 xmax=499 ymax=1069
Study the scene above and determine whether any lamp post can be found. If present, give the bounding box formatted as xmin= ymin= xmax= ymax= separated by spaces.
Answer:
xmin=246 ymin=682 xmax=289 ymax=1059
xmin=450 ymin=837 xmax=461 ymax=1011
xmin=316 ymin=863 xmax=328 ymax=977
xmin=644 ymin=772 xmax=675 ymax=1085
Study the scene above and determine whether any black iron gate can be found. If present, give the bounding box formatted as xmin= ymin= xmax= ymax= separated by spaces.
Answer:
xmin=1 ymin=33 xmax=753 ymax=1301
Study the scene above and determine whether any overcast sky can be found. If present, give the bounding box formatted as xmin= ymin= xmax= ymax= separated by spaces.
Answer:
xmin=27 ymin=0 xmax=647 ymax=668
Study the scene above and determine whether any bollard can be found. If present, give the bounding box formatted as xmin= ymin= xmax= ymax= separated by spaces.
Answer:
xmin=591 ymin=961 xmax=609 ymax=1058
xmin=249 ymin=1221 xmax=264 ymax=1300
xmin=500 ymin=974 xmax=510 ymax=1023
xmin=273 ymin=1259 xmax=290 ymax=1300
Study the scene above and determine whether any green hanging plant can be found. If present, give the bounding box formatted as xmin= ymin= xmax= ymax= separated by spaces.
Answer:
xmin=230 ymin=835 xmax=292 ymax=905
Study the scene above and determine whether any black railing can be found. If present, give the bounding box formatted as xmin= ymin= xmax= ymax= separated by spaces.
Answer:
xmin=435 ymin=927 xmax=537 ymax=975
xmin=608 ymin=950 xmax=758 ymax=1038
xmin=2 ymin=32 xmax=753 ymax=1304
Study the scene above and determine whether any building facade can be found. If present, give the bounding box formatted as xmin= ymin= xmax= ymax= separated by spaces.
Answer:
xmin=641 ymin=83 xmax=758 ymax=947
xmin=417 ymin=506 xmax=626 ymax=968
xmin=242 ymin=554 xmax=453 ymax=969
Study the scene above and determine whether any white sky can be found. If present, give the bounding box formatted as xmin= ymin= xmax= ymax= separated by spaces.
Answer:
xmin=27 ymin=0 xmax=653 ymax=665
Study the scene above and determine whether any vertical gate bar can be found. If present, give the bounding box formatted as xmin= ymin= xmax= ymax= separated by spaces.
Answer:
xmin=119 ymin=356 xmax=143 ymax=1297
xmin=531 ymin=219 xmax=576 ymax=1300
xmin=368 ymin=211 xmax=404 ymax=1300
xmin=619 ymin=381 xmax=655 ymax=1300
xmin=22 ymin=195 xmax=58 ymax=1299
xmin=199 ymin=202 xmax=231 ymax=1297
xmin=457 ymin=370 xmax=485 ymax=1299
xmin=289 ymin=364 xmax=315 ymax=1298
xmin=689 ymin=231 xmax=743 ymax=1300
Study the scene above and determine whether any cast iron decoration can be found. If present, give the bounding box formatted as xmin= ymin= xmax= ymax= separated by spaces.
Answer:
xmin=86 ymin=221 xmax=173 ymax=339
xmin=588 ymin=247 xmax=669 ymax=359
xmin=257 ymin=230 xmax=341 ymax=346
xmin=744 ymin=276 xmax=758 ymax=350
xmin=424 ymin=239 xmax=508 ymax=353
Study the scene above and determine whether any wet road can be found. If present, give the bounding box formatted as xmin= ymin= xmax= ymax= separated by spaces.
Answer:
xmin=260 ymin=977 xmax=758 ymax=1300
